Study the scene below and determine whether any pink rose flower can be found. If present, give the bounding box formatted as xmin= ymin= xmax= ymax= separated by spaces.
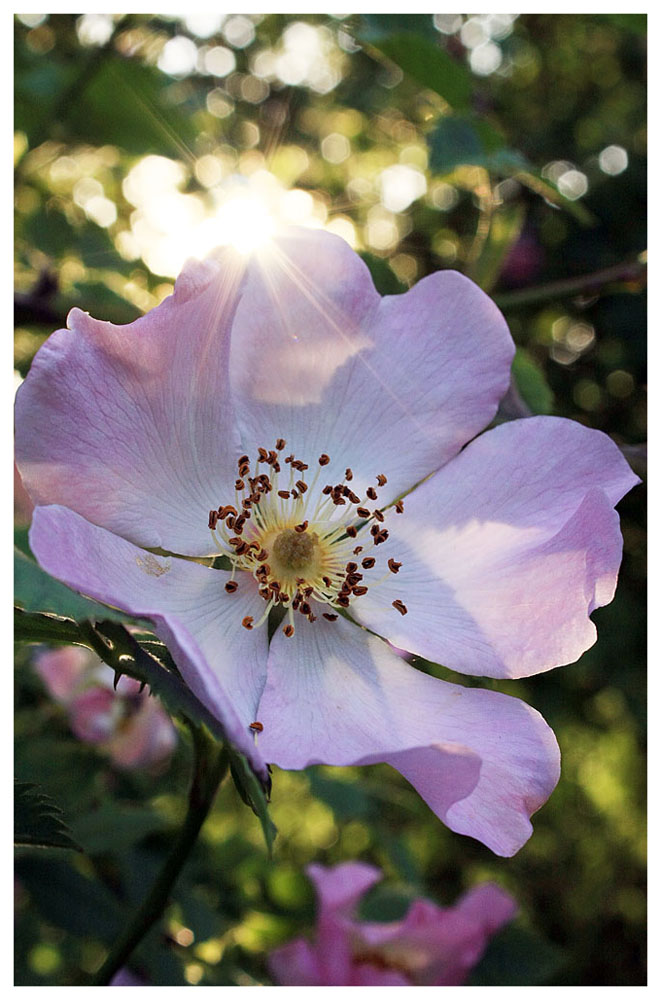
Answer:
xmin=15 ymin=228 xmax=638 ymax=854
xmin=34 ymin=646 xmax=177 ymax=770
xmin=269 ymin=862 xmax=517 ymax=986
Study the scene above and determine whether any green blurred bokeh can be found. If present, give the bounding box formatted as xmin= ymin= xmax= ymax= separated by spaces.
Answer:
xmin=14 ymin=13 xmax=645 ymax=986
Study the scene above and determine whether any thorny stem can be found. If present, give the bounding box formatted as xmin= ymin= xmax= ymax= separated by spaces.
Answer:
xmin=90 ymin=726 xmax=229 ymax=985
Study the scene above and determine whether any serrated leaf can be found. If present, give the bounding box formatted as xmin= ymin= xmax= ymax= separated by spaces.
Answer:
xmin=367 ymin=32 xmax=472 ymax=108
xmin=15 ymin=607 xmax=85 ymax=645
xmin=14 ymin=781 xmax=82 ymax=852
xmin=14 ymin=546 xmax=146 ymax=626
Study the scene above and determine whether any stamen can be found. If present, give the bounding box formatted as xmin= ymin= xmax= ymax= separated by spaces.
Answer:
xmin=392 ymin=600 xmax=408 ymax=615
xmin=242 ymin=616 xmax=254 ymax=630
xmin=249 ymin=721 xmax=264 ymax=732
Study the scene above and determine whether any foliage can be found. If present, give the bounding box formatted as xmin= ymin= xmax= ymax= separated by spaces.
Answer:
xmin=14 ymin=13 xmax=645 ymax=986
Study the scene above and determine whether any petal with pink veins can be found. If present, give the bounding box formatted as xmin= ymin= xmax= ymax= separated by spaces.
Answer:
xmin=29 ymin=505 xmax=269 ymax=775
xmin=354 ymin=416 xmax=639 ymax=679
xmin=229 ymin=228 xmax=514 ymax=504
xmin=16 ymin=250 xmax=247 ymax=555
xmin=257 ymin=614 xmax=560 ymax=856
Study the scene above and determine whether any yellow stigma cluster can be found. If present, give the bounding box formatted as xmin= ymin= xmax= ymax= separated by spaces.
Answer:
xmin=208 ymin=440 xmax=407 ymax=637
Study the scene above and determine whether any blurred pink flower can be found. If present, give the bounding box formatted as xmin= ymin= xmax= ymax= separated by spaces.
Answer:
xmin=16 ymin=228 xmax=638 ymax=854
xmin=34 ymin=646 xmax=177 ymax=770
xmin=269 ymin=862 xmax=516 ymax=986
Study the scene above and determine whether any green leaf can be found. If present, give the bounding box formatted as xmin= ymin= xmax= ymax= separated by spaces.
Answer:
xmin=70 ymin=803 xmax=170 ymax=855
xmin=367 ymin=32 xmax=472 ymax=108
xmin=511 ymin=348 xmax=555 ymax=415
xmin=469 ymin=202 xmax=526 ymax=293
xmin=469 ymin=925 xmax=566 ymax=985
xmin=360 ymin=252 xmax=407 ymax=295
xmin=428 ymin=115 xmax=528 ymax=175
xmin=600 ymin=14 xmax=646 ymax=34
xmin=82 ymin=621 xmax=276 ymax=854
xmin=14 ymin=781 xmax=82 ymax=852
xmin=14 ymin=607 xmax=84 ymax=645
xmin=14 ymin=546 xmax=145 ymax=625
xmin=359 ymin=14 xmax=437 ymax=41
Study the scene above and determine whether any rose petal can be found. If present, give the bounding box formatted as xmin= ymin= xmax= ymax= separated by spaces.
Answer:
xmin=16 ymin=250 xmax=247 ymax=555
xmin=306 ymin=861 xmax=382 ymax=916
xmin=29 ymin=505 xmax=269 ymax=775
xmin=257 ymin=615 xmax=560 ymax=856
xmin=230 ymin=228 xmax=513 ymax=503
xmin=354 ymin=416 xmax=639 ymax=678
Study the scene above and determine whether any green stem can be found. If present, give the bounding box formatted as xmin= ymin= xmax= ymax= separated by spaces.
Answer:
xmin=90 ymin=727 xmax=228 ymax=985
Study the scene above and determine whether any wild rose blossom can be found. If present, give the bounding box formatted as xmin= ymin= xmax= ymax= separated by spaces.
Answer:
xmin=34 ymin=645 xmax=177 ymax=770
xmin=15 ymin=227 xmax=638 ymax=855
xmin=268 ymin=862 xmax=517 ymax=986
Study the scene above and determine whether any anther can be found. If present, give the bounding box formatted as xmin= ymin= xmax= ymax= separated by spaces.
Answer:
xmin=352 ymin=586 xmax=368 ymax=596
xmin=235 ymin=479 xmax=245 ymax=491
xmin=225 ymin=580 xmax=238 ymax=594
xmin=242 ymin=616 xmax=254 ymax=630
xmin=345 ymin=526 xmax=358 ymax=538
xmin=366 ymin=486 xmax=378 ymax=501
xmin=278 ymin=490 xmax=291 ymax=499
xmin=208 ymin=510 xmax=219 ymax=530
xmin=395 ymin=500 xmax=404 ymax=513
xmin=276 ymin=438 xmax=286 ymax=450
xmin=362 ymin=556 xmax=376 ymax=569
xmin=323 ymin=613 xmax=338 ymax=621
xmin=357 ymin=507 xmax=371 ymax=519
xmin=294 ymin=521 xmax=308 ymax=533
xmin=376 ymin=474 xmax=388 ymax=487
xmin=373 ymin=509 xmax=385 ymax=522
xmin=249 ymin=721 xmax=264 ymax=732
xmin=392 ymin=600 xmax=408 ymax=615
xmin=322 ymin=485 xmax=333 ymax=495
xmin=345 ymin=468 xmax=353 ymax=481
xmin=388 ymin=558 xmax=402 ymax=574
xmin=319 ymin=454 xmax=330 ymax=466
xmin=283 ymin=624 xmax=295 ymax=638
xmin=238 ymin=455 xmax=249 ymax=468
xmin=296 ymin=480 xmax=308 ymax=494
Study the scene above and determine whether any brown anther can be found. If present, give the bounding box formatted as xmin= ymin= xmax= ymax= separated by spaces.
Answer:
xmin=303 ymin=586 xmax=314 ymax=598
xmin=295 ymin=577 xmax=306 ymax=586
xmin=370 ymin=524 xmax=380 ymax=537
xmin=242 ymin=499 xmax=252 ymax=510
xmin=308 ymin=613 xmax=317 ymax=622
xmin=225 ymin=515 xmax=235 ymax=530
xmin=234 ymin=542 xmax=249 ymax=556
xmin=234 ymin=515 xmax=247 ymax=534
xmin=319 ymin=453 xmax=330 ymax=466
xmin=345 ymin=468 xmax=353 ymax=481
xmin=337 ymin=595 xmax=351 ymax=608
xmin=291 ymin=490 xmax=299 ymax=501
xmin=346 ymin=561 xmax=358 ymax=573
xmin=323 ymin=613 xmax=338 ymax=622
xmin=362 ymin=556 xmax=376 ymax=569
xmin=345 ymin=525 xmax=358 ymax=538
xmin=345 ymin=489 xmax=361 ymax=504
xmin=258 ymin=586 xmax=271 ymax=599
xmin=292 ymin=596 xmax=301 ymax=610
xmin=276 ymin=438 xmax=286 ymax=450
xmin=258 ymin=447 xmax=269 ymax=461
xmin=242 ymin=616 xmax=254 ymax=630
xmin=300 ymin=601 xmax=311 ymax=616
xmin=238 ymin=455 xmax=249 ymax=467
xmin=388 ymin=558 xmax=402 ymax=574
xmin=294 ymin=521 xmax=308 ymax=533
xmin=373 ymin=509 xmax=385 ymax=523
xmin=346 ymin=573 xmax=363 ymax=586
xmin=333 ymin=496 xmax=346 ymax=506
xmin=296 ymin=480 xmax=308 ymax=494
xmin=278 ymin=592 xmax=289 ymax=604
xmin=373 ymin=530 xmax=389 ymax=545
xmin=366 ymin=486 xmax=378 ymax=500
xmin=278 ymin=490 xmax=291 ymax=500
xmin=292 ymin=460 xmax=309 ymax=472
xmin=352 ymin=585 xmax=368 ymax=596
xmin=322 ymin=576 xmax=332 ymax=588
xmin=356 ymin=507 xmax=371 ymax=519
xmin=392 ymin=600 xmax=408 ymax=615
xmin=208 ymin=510 xmax=219 ymax=530
xmin=353 ymin=546 xmax=364 ymax=555
xmin=322 ymin=485 xmax=333 ymax=495
xmin=235 ymin=479 xmax=245 ymax=491
xmin=225 ymin=580 xmax=238 ymax=593
xmin=239 ymin=464 xmax=250 ymax=478
xmin=249 ymin=721 xmax=264 ymax=732
xmin=219 ymin=504 xmax=237 ymax=519
xmin=268 ymin=450 xmax=278 ymax=464
xmin=269 ymin=580 xmax=280 ymax=593
xmin=256 ymin=549 xmax=269 ymax=562
xmin=376 ymin=474 xmax=388 ymax=487
xmin=283 ymin=624 xmax=295 ymax=637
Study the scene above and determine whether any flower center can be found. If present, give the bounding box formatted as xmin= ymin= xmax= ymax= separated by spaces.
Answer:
xmin=208 ymin=440 xmax=408 ymax=638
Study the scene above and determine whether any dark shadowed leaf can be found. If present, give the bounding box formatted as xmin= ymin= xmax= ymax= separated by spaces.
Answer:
xmin=14 ymin=781 xmax=82 ymax=852
xmin=366 ymin=32 xmax=472 ymax=108
xmin=469 ymin=925 xmax=566 ymax=985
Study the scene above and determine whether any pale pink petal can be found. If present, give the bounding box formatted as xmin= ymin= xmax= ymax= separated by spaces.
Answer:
xmin=29 ymin=505 xmax=269 ymax=775
xmin=107 ymin=697 xmax=177 ymax=770
xmin=306 ymin=861 xmax=382 ymax=915
xmin=68 ymin=688 xmax=116 ymax=744
xmin=16 ymin=250 xmax=247 ymax=555
xmin=257 ymin=616 xmax=560 ymax=856
xmin=350 ymin=964 xmax=410 ymax=986
xmin=354 ymin=416 xmax=639 ymax=679
xmin=268 ymin=938 xmax=327 ymax=987
xmin=229 ymin=228 xmax=513 ymax=504
xmin=33 ymin=646 xmax=91 ymax=703
xmin=455 ymin=882 xmax=519 ymax=935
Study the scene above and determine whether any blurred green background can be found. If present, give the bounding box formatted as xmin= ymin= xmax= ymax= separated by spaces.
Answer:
xmin=14 ymin=13 xmax=646 ymax=986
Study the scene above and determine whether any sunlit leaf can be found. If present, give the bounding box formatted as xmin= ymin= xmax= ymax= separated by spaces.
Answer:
xmin=364 ymin=32 xmax=472 ymax=108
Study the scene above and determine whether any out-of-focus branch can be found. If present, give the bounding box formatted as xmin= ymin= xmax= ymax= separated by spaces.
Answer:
xmin=493 ymin=254 xmax=647 ymax=310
